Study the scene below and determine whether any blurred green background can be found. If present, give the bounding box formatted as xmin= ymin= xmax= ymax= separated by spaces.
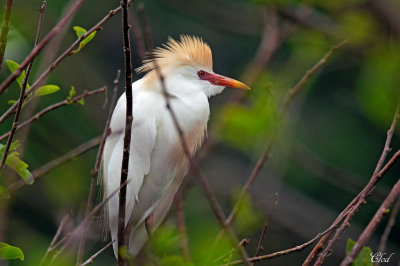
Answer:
xmin=0 ymin=0 xmax=400 ymax=265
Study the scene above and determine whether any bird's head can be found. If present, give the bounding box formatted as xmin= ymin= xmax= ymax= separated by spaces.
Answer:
xmin=137 ymin=35 xmax=250 ymax=97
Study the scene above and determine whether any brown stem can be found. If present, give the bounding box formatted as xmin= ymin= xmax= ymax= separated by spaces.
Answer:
xmin=117 ymin=1 xmax=133 ymax=265
xmin=0 ymin=0 xmax=13 ymax=74
xmin=0 ymin=0 xmax=87 ymax=95
xmin=0 ymin=87 xmax=106 ymax=142
xmin=225 ymin=40 xmax=348 ymax=227
xmin=80 ymin=240 xmax=115 ymax=266
xmin=76 ymin=70 xmax=121 ymax=265
xmin=312 ymin=100 xmax=400 ymax=265
xmin=138 ymin=5 xmax=251 ymax=265
xmin=176 ymin=189 xmax=191 ymax=261
xmin=0 ymin=0 xmax=47 ymax=173
xmin=7 ymin=136 xmax=101 ymax=193
xmin=341 ymin=177 xmax=400 ymax=266
xmin=253 ymin=193 xmax=278 ymax=264
xmin=0 ymin=1 xmax=130 ymax=125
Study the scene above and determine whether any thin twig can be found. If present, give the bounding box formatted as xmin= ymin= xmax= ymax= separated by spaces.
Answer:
xmin=253 ymin=193 xmax=278 ymax=264
xmin=341 ymin=177 xmax=400 ymax=266
xmin=225 ymin=40 xmax=348 ymax=227
xmin=377 ymin=195 xmax=400 ymax=260
xmin=0 ymin=87 xmax=107 ymax=142
xmin=49 ymin=179 xmax=130 ymax=264
xmin=7 ymin=136 xmax=101 ymax=193
xmin=76 ymin=70 xmax=120 ymax=265
xmin=0 ymin=1 xmax=130 ymax=125
xmin=0 ymin=0 xmax=47 ymax=173
xmin=0 ymin=0 xmax=13 ymax=73
xmin=226 ymin=214 xmax=346 ymax=266
xmin=80 ymin=240 xmax=115 ymax=266
xmin=118 ymin=1 xmax=133 ymax=265
xmin=311 ymin=100 xmax=400 ymax=265
xmin=138 ymin=5 xmax=251 ymax=265
xmin=0 ymin=0 xmax=87 ymax=95
xmin=40 ymin=214 xmax=70 ymax=265
xmin=176 ymin=189 xmax=191 ymax=261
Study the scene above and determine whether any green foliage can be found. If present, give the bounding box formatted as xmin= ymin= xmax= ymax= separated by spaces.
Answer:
xmin=337 ymin=11 xmax=378 ymax=44
xmin=218 ymin=75 xmax=278 ymax=152
xmin=0 ymin=242 xmax=24 ymax=261
xmin=346 ymin=238 xmax=373 ymax=266
xmin=6 ymin=60 xmax=30 ymax=89
xmin=34 ymin=85 xmax=60 ymax=97
xmin=159 ymin=255 xmax=193 ymax=266
xmin=151 ymin=224 xmax=181 ymax=257
xmin=0 ymin=185 xmax=10 ymax=199
xmin=0 ymin=140 xmax=33 ymax=185
xmin=231 ymin=189 xmax=263 ymax=234
xmin=72 ymin=26 xmax=97 ymax=54
xmin=357 ymin=47 xmax=400 ymax=128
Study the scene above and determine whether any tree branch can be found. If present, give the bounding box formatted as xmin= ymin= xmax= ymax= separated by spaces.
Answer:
xmin=80 ymin=240 xmax=115 ymax=266
xmin=7 ymin=136 xmax=101 ymax=193
xmin=0 ymin=0 xmax=87 ymax=95
xmin=76 ymin=70 xmax=121 ymax=265
xmin=176 ymin=189 xmax=191 ymax=261
xmin=225 ymin=40 xmax=348 ymax=226
xmin=0 ymin=0 xmax=47 ymax=173
xmin=341 ymin=177 xmax=400 ymax=266
xmin=0 ymin=86 xmax=107 ymax=142
xmin=307 ymin=99 xmax=400 ymax=265
xmin=0 ymin=1 xmax=130 ymax=125
xmin=117 ymin=1 xmax=133 ymax=265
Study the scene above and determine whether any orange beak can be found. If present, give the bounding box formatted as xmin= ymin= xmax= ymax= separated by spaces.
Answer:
xmin=202 ymin=72 xmax=251 ymax=90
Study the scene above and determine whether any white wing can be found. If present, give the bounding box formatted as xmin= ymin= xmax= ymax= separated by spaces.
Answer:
xmin=103 ymin=88 xmax=157 ymax=255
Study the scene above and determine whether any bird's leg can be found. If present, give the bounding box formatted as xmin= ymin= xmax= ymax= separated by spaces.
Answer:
xmin=145 ymin=213 xmax=153 ymax=237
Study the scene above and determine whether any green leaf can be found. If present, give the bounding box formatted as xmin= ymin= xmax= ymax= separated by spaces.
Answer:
xmin=345 ymin=238 xmax=373 ymax=266
xmin=77 ymin=98 xmax=85 ymax=105
xmin=72 ymin=26 xmax=96 ymax=54
xmin=0 ymin=186 xmax=10 ymax=199
xmin=69 ymin=86 xmax=76 ymax=98
xmin=6 ymin=60 xmax=30 ymax=89
xmin=159 ymin=255 xmax=193 ymax=266
xmin=34 ymin=85 xmax=60 ymax=97
xmin=0 ymin=142 xmax=33 ymax=185
xmin=73 ymin=26 xmax=87 ymax=38
xmin=8 ymin=100 xmax=16 ymax=105
xmin=0 ymin=242 xmax=24 ymax=261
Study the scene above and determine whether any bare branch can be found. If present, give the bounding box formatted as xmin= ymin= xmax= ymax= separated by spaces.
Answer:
xmin=307 ymin=99 xmax=400 ymax=265
xmin=0 ymin=1 xmax=130 ymax=125
xmin=76 ymin=70 xmax=121 ymax=265
xmin=0 ymin=0 xmax=87 ymax=95
xmin=7 ymin=136 xmax=101 ymax=193
xmin=0 ymin=86 xmax=107 ymax=142
xmin=40 ymin=214 xmax=70 ymax=265
xmin=377 ymin=195 xmax=400 ymax=260
xmin=225 ymin=40 xmax=348 ymax=227
xmin=0 ymin=0 xmax=47 ymax=173
xmin=80 ymin=240 xmax=115 ymax=266
xmin=253 ymin=193 xmax=278 ymax=263
xmin=176 ymin=189 xmax=191 ymax=261
xmin=118 ymin=1 xmax=133 ymax=265
xmin=138 ymin=5 xmax=251 ymax=265
xmin=341 ymin=177 xmax=400 ymax=266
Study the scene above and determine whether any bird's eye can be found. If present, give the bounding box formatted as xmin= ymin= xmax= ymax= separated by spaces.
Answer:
xmin=198 ymin=70 xmax=206 ymax=78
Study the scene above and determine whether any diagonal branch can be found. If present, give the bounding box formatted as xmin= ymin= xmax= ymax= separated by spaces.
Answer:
xmin=76 ymin=70 xmax=121 ymax=265
xmin=0 ymin=0 xmax=47 ymax=173
xmin=225 ymin=40 xmax=348 ymax=227
xmin=0 ymin=1 xmax=130 ymax=125
xmin=0 ymin=0 xmax=87 ymax=95
xmin=0 ymin=86 xmax=107 ymax=142
xmin=138 ymin=5 xmax=251 ymax=266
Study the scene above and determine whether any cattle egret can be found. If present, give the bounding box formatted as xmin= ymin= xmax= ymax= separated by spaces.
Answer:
xmin=103 ymin=35 xmax=250 ymax=257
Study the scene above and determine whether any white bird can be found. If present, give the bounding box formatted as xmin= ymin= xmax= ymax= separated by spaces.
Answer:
xmin=102 ymin=35 xmax=250 ymax=257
